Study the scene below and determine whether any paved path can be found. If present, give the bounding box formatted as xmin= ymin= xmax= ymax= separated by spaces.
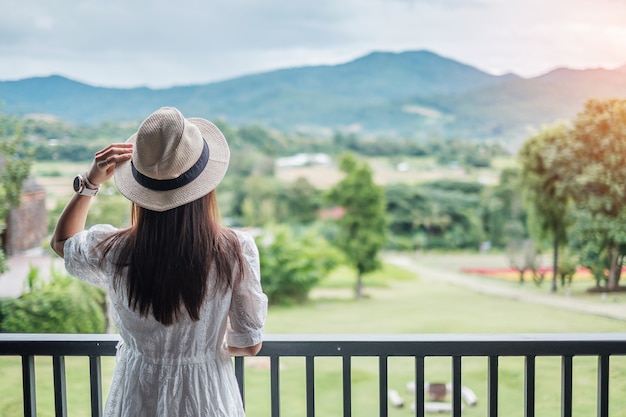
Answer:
xmin=384 ymin=253 xmax=626 ymax=322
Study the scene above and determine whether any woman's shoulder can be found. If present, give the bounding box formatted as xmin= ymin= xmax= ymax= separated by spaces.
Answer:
xmin=230 ymin=228 xmax=260 ymax=257
xmin=67 ymin=224 xmax=119 ymax=247
xmin=232 ymin=228 xmax=258 ymax=244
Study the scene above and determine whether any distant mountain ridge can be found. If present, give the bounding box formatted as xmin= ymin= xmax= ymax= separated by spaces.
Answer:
xmin=1 ymin=50 xmax=625 ymax=145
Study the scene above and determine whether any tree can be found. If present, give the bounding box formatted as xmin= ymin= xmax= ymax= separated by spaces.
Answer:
xmin=480 ymin=168 xmax=527 ymax=249
xmin=567 ymin=206 xmax=626 ymax=290
xmin=518 ymin=123 xmax=571 ymax=292
xmin=385 ymin=181 xmax=485 ymax=251
xmin=238 ymin=125 xmax=282 ymax=156
xmin=385 ymin=183 xmax=428 ymax=250
xmin=419 ymin=183 xmax=485 ymax=249
xmin=506 ymin=238 xmax=542 ymax=285
xmin=565 ymin=99 xmax=626 ymax=290
xmin=328 ymin=153 xmax=387 ymax=299
xmin=280 ymin=177 xmax=323 ymax=224
xmin=556 ymin=246 xmax=579 ymax=289
xmin=238 ymin=175 xmax=284 ymax=227
xmin=0 ymin=128 xmax=33 ymax=273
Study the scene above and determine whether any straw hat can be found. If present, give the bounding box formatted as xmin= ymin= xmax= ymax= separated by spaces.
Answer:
xmin=114 ymin=107 xmax=230 ymax=212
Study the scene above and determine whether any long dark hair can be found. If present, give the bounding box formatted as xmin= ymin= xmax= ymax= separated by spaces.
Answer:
xmin=100 ymin=191 xmax=244 ymax=325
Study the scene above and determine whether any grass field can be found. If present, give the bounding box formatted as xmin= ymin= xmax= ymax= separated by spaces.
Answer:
xmin=2 ymin=261 xmax=624 ymax=417
xmin=275 ymin=156 xmax=514 ymax=188
xmin=242 ymin=263 xmax=626 ymax=417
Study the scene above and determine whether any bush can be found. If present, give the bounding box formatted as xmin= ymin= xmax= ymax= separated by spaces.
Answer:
xmin=257 ymin=226 xmax=344 ymax=305
xmin=0 ymin=266 xmax=107 ymax=333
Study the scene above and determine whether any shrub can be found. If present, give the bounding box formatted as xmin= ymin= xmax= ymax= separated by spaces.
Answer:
xmin=0 ymin=266 xmax=107 ymax=333
xmin=257 ymin=226 xmax=343 ymax=305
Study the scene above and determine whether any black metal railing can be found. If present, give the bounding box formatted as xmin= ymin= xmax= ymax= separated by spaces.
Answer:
xmin=1 ymin=333 xmax=626 ymax=417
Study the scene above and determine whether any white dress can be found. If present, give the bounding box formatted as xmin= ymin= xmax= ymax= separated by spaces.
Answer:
xmin=64 ymin=225 xmax=268 ymax=417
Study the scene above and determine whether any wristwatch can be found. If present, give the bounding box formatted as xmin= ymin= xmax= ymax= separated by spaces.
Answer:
xmin=73 ymin=173 xmax=100 ymax=197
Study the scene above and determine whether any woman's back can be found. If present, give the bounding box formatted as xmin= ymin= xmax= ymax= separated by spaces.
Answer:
xmin=65 ymin=226 xmax=266 ymax=417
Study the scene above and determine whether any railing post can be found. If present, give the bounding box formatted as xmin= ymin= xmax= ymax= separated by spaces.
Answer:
xmin=561 ymin=355 xmax=572 ymax=417
xmin=379 ymin=355 xmax=388 ymax=417
xmin=53 ymin=355 xmax=68 ymax=417
xmin=306 ymin=356 xmax=315 ymax=417
xmin=524 ymin=355 xmax=536 ymax=417
xmin=488 ymin=355 xmax=498 ymax=417
xmin=234 ymin=356 xmax=245 ymax=408
xmin=22 ymin=355 xmax=36 ymax=417
xmin=270 ymin=356 xmax=280 ymax=417
xmin=452 ymin=356 xmax=462 ymax=417
xmin=89 ymin=356 xmax=103 ymax=417
xmin=414 ymin=356 xmax=425 ymax=417
xmin=342 ymin=356 xmax=352 ymax=417
xmin=597 ymin=355 xmax=609 ymax=417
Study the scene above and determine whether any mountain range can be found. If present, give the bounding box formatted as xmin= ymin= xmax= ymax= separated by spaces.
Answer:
xmin=1 ymin=50 xmax=625 ymax=146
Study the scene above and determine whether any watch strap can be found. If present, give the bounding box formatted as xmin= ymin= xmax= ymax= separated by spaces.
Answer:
xmin=74 ymin=174 xmax=100 ymax=197
xmin=77 ymin=184 xmax=99 ymax=197
xmin=82 ymin=172 xmax=100 ymax=190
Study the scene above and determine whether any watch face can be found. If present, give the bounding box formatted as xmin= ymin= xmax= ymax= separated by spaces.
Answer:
xmin=73 ymin=175 xmax=82 ymax=192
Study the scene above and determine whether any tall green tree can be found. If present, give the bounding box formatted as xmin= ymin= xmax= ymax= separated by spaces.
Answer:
xmin=565 ymin=99 xmax=626 ymax=290
xmin=518 ymin=123 xmax=571 ymax=292
xmin=0 ymin=127 xmax=33 ymax=273
xmin=328 ymin=153 xmax=387 ymax=299
xmin=518 ymin=99 xmax=626 ymax=291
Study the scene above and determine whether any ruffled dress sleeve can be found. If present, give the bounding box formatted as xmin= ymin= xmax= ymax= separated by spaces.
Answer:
xmin=227 ymin=231 xmax=268 ymax=348
xmin=63 ymin=224 xmax=119 ymax=290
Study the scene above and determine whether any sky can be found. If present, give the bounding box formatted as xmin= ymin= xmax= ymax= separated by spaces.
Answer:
xmin=2 ymin=0 xmax=626 ymax=88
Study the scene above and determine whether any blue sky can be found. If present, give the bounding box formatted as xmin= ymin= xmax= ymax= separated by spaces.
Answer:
xmin=2 ymin=0 xmax=625 ymax=88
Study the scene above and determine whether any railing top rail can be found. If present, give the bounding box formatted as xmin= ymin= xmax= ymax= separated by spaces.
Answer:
xmin=1 ymin=333 xmax=626 ymax=357
xmin=260 ymin=333 xmax=626 ymax=357
xmin=0 ymin=333 xmax=120 ymax=356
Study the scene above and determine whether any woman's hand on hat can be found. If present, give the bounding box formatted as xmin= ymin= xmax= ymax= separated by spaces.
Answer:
xmin=86 ymin=143 xmax=134 ymax=186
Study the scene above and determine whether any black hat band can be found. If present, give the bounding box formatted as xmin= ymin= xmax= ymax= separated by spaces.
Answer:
xmin=131 ymin=140 xmax=209 ymax=192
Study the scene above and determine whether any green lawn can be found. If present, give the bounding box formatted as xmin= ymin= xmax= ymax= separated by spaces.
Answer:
xmin=248 ymin=264 xmax=626 ymax=417
xmin=0 ymin=356 xmax=117 ymax=417
xmin=1 ymin=262 xmax=625 ymax=417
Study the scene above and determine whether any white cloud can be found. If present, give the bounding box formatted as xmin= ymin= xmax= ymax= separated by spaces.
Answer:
xmin=0 ymin=0 xmax=624 ymax=87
